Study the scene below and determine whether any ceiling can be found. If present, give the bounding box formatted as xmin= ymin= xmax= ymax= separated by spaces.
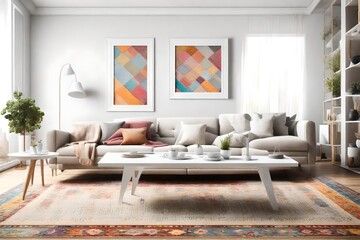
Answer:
xmin=20 ymin=0 xmax=322 ymax=15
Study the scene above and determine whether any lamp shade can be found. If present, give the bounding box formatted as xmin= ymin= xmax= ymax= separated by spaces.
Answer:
xmin=65 ymin=65 xmax=75 ymax=76
xmin=68 ymin=82 xmax=86 ymax=98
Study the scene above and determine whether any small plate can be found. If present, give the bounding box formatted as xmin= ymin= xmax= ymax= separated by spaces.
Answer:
xmin=163 ymin=154 xmax=191 ymax=160
xmin=204 ymin=157 xmax=223 ymax=161
xmin=122 ymin=153 xmax=145 ymax=158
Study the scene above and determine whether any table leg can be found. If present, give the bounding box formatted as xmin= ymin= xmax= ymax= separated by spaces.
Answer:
xmin=119 ymin=167 xmax=135 ymax=203
xmin=258 ymin=167 xmax=279 ymax=210
xmin=23 ymin=160 xmax=36 ymax=200
xmin=40 ymin=159 xmax=44 ymax=186
xmin=131 ymin=167 xmax=144 ymax=195
xmin=31 ymin=161 xmax=35 ymax=185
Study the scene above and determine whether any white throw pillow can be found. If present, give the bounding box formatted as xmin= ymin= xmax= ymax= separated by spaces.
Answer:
xmin=227 ymin=114 xmax=251 ymax=133
xmin=213 ymin=131 xmax=257 ymax=148
xmin=175 ymin=123 xmax=207 ymax=146
xmin=250 ymin=114 xmax=274 ymax=138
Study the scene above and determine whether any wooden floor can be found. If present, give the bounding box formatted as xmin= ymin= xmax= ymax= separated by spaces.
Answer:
xmin=0 ymin=161 xmax=359 ymax=195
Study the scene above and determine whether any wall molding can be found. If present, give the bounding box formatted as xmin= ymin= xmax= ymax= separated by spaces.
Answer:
xmin=20 ymin=0 xmax=321 ymax=16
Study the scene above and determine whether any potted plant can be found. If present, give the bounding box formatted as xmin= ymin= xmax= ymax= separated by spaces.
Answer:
xmin=195 ymin=141 xmax=203 ymax=155
xmin=1 ymin=91 xmax=44 ymax=167
xmin=348 ymin=82 xmax=360 ymax=112
xmin=220 ymin=134 xmax=232 ymax=159
xmin=326 ymin=74 xmax=341 ymax=97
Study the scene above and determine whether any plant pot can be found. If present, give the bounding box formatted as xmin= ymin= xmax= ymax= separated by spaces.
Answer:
xmin=356 ymin=140 xmax=360 ymax=148
xmin=347 ymin=147 xmax=360 ymax=158
xmin=353 ymin=97 xmax=360 ymax=112
xmin=220 ymin=149 xmax=231 ymax=159
xmin=31 ymin=146 xmax=38 ymax=154
xmin=195 ymin=146 xmax=203 ymax=155
xmin=18 ymin=134 xmax=31 ymax=152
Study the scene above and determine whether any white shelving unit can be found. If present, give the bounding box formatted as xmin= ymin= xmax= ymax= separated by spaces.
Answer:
xmin=341 ymin=0 xmax=360 ymax=173
xmin=321 ymin=0 xmax=342 ymax=163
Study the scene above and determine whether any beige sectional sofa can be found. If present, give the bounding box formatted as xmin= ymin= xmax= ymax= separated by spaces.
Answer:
xmin=46 ymin=114 xmax=316 ymax=174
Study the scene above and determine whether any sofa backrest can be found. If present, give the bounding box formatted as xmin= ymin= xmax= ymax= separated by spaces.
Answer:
xmin=156 ymin=117 xmax=219 ymax=145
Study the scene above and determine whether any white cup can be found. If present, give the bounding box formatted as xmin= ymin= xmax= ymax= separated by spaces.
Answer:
xmin=207 ymin=152 xmax=221 ymax=158
xmin=169 ymin=149 xmax=178 ymax=158
xmin=178 ymin=152 xmax=185 ymax=158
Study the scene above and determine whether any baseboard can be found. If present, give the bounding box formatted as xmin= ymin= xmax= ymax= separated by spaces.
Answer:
xmin=0 ymin=160 xmax=20 ymax=172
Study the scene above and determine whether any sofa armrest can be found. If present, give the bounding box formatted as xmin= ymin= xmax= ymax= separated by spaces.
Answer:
xmin=295 ymin=120 xmax=316 ymax=164
xmin=46 ymin=130 xmax=71 ymax=152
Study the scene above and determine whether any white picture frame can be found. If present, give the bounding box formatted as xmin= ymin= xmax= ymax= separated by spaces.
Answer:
xmin=170 ymin=38 xmax=228 ymax=99
xmin=107 ymin=38 xmax=154 ymax=111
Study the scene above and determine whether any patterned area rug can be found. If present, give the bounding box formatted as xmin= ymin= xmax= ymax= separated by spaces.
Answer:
xmin=0 ymin=176 xmax=359 ymax=238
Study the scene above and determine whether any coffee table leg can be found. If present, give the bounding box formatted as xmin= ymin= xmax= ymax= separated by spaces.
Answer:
xmin=119 ymin=167 xmax=134 ymax=203
xmin=258 ymin=167 xmax=279 ymax=210
xmin=131 ymin=167 xmax=144 ymax=195
xmin=40 ymin=159 xmax=45 ymax=186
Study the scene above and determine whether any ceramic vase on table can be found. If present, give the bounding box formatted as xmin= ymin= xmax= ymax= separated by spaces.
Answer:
xmin=220 ymin=149 xmax=231 ymax=159
xmin=195 ymin=145 xmax=203 ymax=155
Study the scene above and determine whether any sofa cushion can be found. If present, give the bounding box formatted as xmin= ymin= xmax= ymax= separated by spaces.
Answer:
xmin=57 ymin=145 xmax=76 ymax=155
xmin=250 ymin=114 xmax=274 ymax=138
xmin=249 ymin=136 xmax=308 ymax=152
xmin=286 ymin=114 xmax=298 ymax=136
xmin=96 ymin=145 xmax=154 ymax=156
xmin=175 ymin=123 xmax=207 ymax=146
xmin=121 ymin=127 xmax=148 ymax=145
xmin=100 ymin=121 xmax=124 ymax=143
xmin=153 ymin=145 xmax=188 ymax=152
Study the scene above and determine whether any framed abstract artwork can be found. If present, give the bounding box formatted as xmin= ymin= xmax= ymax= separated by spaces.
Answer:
xmin=170 ymin=39 xmax=228 ymax=99
xmin=107 ymin=38 xmax=154 ymax=111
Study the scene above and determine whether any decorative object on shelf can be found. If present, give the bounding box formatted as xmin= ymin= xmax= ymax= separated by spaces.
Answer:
xmin=326 ymin=74 xmax=341 ymax=97
xmin=58 ymin=63 xmax=86 ymax=129
xmin=219 ymin=134 xmax=232 ymax=159
xmin=107 ymin=38 xmax=154 ymax=112
xmin=170 ymin=38 xmax=228 ymax=99
xmin=1 ymin=91 xmax=44 ymax=169
xmin=326 ymin=50 xmax=340 ymax=73
xmin=195 ymin=142 xmax=203 ymax=155
xmin=349 ymin=109 xmax=359 ymax=121
xmin=351 ymin=55 xmax=360 ymax=65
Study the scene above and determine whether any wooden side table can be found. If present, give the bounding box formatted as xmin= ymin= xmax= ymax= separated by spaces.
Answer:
xmin=8 ymin=152 xmax=59 ymax=200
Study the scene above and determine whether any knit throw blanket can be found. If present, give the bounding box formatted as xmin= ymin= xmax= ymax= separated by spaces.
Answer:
xmin=69 ymin=123 xmax=101 ymax=166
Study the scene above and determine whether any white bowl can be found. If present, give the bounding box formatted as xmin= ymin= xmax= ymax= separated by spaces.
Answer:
xmin=207 ymin=152 xmax=221 ymax=158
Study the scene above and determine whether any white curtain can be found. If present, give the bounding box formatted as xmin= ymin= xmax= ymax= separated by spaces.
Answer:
xmin=240 ymin=16 xmax=305 ymax=118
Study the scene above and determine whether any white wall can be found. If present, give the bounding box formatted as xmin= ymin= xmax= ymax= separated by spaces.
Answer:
xmin=30 ymin=14 xmax=323 ymax=142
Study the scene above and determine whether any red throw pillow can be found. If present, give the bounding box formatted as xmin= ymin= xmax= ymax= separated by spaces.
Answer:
xmin=103 ymin=121 xmax=153 ymax=145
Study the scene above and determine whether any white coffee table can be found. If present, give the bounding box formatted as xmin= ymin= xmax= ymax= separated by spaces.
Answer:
xmin=8 ymin=151 xmax=59 ymax=200
xmin=98 ymin=153 xmax=299 ymax=210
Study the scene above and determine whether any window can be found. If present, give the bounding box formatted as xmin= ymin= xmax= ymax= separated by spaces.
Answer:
xmin=241 ymin=35 xmax=305 ymax=117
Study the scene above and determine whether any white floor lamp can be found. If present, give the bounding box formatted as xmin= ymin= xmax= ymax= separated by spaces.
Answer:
xmin=59 ymin=64 xmax=86 ymax=130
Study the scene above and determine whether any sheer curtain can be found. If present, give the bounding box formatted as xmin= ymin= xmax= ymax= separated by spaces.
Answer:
xmin=240 ymin=16 xmax=305 ymax=118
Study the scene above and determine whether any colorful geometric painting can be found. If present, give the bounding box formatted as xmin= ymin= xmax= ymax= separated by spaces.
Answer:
xmin=113 ymin=45 xmax=148 ymax=105
xmin=170 ymin=39 xmax=228 ymax=99
xmin=175 ymin=46 xmax=222 ymax=93
xmin=108 ymin=38 xmax=154 ymax=111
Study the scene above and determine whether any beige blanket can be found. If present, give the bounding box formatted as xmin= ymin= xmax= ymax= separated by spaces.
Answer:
xmin=69 ymin=123 xmax=101 ymax=166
